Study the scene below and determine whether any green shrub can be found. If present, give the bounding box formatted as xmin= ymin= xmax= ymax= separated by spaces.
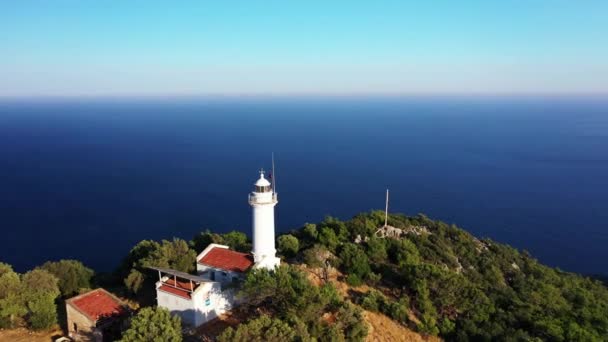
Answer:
xmin=217 ymin=315 xmax=296 ymax=342
xmin=120 ymin=307 xmax=182 ymax=342
xmin=277 ymin=234 xmax=300 ymax=258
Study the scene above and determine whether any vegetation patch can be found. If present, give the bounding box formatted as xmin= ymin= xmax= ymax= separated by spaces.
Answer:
xmin=2 ymin=212 xmax=608 ymax=341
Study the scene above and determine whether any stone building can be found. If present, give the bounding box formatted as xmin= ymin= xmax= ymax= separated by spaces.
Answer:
xmin=65 ymin=288 xmax=129 ymax=342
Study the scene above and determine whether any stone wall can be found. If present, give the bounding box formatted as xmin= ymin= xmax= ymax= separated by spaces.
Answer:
xmin=66 ymin=303 xmax=102 ymax=342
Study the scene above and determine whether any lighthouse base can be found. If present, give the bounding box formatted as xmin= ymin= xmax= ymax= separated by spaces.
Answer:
xmin=253 ymin=255 xmax=281 ymax=271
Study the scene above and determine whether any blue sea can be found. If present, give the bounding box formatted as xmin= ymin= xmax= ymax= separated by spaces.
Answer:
xmin=1 ymin=96 xmax=607 ymax=275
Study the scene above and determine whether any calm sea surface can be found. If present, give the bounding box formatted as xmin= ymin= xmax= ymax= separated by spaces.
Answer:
xmin=1 ymin=97 xmax=607 ymax=275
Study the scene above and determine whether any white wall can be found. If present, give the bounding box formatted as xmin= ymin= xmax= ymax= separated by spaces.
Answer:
xmin=157 ymin=288 xmax=196 ymax=326
xmin=252 ymin=205 xmax=275 ymax=255
xmin=191 ymin=282 xmax=226 ymax=326
xmin=156 ymin=281 xmax=234 ymax=327
xmin=249 ymin=189 xmax=281 ymax=270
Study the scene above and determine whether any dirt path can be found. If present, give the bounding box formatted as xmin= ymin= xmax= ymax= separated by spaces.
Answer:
xmin=0 ymin=327 xmax=63 ymax=342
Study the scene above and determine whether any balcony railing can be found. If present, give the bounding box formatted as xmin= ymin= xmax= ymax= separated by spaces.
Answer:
xmin=248 ymin=192 xmax=278 ymax=205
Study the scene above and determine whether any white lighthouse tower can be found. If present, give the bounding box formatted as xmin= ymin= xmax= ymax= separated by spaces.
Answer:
xmin=248 ymin=169 xmax=280 ymax=270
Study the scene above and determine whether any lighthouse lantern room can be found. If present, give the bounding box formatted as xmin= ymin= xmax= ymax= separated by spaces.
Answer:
xmin=248 ymin=169 xmax=280 ymax=270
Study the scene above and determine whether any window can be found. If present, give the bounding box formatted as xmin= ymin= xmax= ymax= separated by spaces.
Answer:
xmin=73 ymin=322 xmax=78 ymax=333
xmin=256 ymin=185 xmax=271 ymax=193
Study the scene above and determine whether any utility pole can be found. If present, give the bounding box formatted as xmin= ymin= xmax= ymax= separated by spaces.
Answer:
xmin=272 ymin=152 xmax=276 ymax=193
xmin=385 ymin=189 xmax=389 ymax=227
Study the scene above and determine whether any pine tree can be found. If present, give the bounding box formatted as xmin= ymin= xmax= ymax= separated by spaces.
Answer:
xmin=120 ymin=307 xmax=182 ymax=342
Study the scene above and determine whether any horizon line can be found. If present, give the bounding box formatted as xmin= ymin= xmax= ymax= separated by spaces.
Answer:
xmin=1 ymin=92 xmax=607 ymax=100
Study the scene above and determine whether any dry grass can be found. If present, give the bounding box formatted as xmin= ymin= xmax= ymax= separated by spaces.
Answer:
xmin=364 ymin=310 xmax=441 ymax=342
xmin=300 ymin=264 xmax=442 ymax=342
xmin=0 ymin=327 xmax=64 ymax=342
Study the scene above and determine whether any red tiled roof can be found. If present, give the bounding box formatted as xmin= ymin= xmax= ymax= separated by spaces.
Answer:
xmin=159 ymin=284 xmax=191 ymax=299
xmin=70 ymin=289 xmax=126 ymax=323
xmin=158 ymin=278 xmax=198 ymax=300
xmin=198 ymin=247 xmax=254 ymax=273
xmin=165 ymin=277 xmax=197 ymax=291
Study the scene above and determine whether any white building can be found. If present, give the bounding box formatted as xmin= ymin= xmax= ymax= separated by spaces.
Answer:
xmin=196 ymin=243 xmax=254 ymax=283
xmin=152 ymin=267 xmax=230 ymax=327
xmin=154 ymin=169 xmax=280 ymax=327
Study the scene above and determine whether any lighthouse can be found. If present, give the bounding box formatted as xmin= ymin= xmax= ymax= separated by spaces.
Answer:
xmin=248 ymin=169 xmax=280 ymax=270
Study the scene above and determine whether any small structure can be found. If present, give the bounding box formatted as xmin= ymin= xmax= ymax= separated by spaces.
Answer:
xmin=375 ymin=225 xmax=405 ymax=238
xmin=375 ymin=225 xmax=431 ymax=238
xmin=65 ymin=288 xmax=129 ymax=342
xmin=197 ymin=243 xmax=254 ymax=284
xmin=151 ymin=267 xmax=232 ymax=327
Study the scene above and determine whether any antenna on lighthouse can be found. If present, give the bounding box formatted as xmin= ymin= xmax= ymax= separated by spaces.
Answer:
xmin=271 ymin=152 xmax=277 ymax=194
xmin=384 ymin=189 xmax=389 ymax=227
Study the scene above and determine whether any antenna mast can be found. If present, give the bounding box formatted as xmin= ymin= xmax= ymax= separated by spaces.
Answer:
xmin=384 ymin=189 xmax=389 ymax=227
xmin=272 ymin=152 xmax=276 ymax=193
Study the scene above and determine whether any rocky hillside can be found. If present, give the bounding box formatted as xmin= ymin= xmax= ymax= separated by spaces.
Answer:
xmin=275 ymin=211 xmax=608 ymax=341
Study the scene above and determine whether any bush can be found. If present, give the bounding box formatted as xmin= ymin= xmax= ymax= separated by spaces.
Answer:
xmin=223 ymin=231 xmax=250 ymax=252
xmin=217 ymin=315 xmax=296 ymax=342
xmin=277 ymin=234 xmax=300 ymax=258
xmin=40 ymin=260 xmax=94 ymax=296
xmin=387 ymin=239 xmax=420 ymax=266
xmin=438 ymin=318 xmax=455 ymax=335
xmin=0 ymin=263 xmax=13 ymax=277
xmin=124 ymin=270 xmax=145 ymax=294
xmin=365 ymin=238 xmax=388 ymax=263
xmin=120 ymin=307 xmax=181 ymax=342
xmin=360 ymin=290 xmax=388 ymax=312
xmin=27 ymin=292 xmax=57 ymax=330
xmin=339 ymin=243 xmax=371 ymax=282
xmin=190 ymin=230 xmax=224 ymax=252
xmin=388 ymin=298 xmax=410 ymax=325
xmin=367 ymin=272 xmax=381 ymax=286
xmin=346 ymin=274 xmax=362 ymax=287
xmin=122 ymin=238 xmax=197 ymax=294
xmin=22 ymin=269 xmax=60 ymax=330
xmin=335 ymin=301 xmax=368 ymax=342
xmin=302 ymin=244 xmax=329 ymax=268
xmin=318 ymin=227 xmax=339 ymax=252
xmin=302 ymin=223 xmax=318 ymax=241
xmin=0 ymin=265 xmax=26 ymax=328
xmin=319 ymin=283 xmax=342 ymax=311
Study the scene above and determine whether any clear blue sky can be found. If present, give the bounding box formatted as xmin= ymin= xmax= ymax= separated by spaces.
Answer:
xmin=1 ymin=1 xmax=607 ymax=96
